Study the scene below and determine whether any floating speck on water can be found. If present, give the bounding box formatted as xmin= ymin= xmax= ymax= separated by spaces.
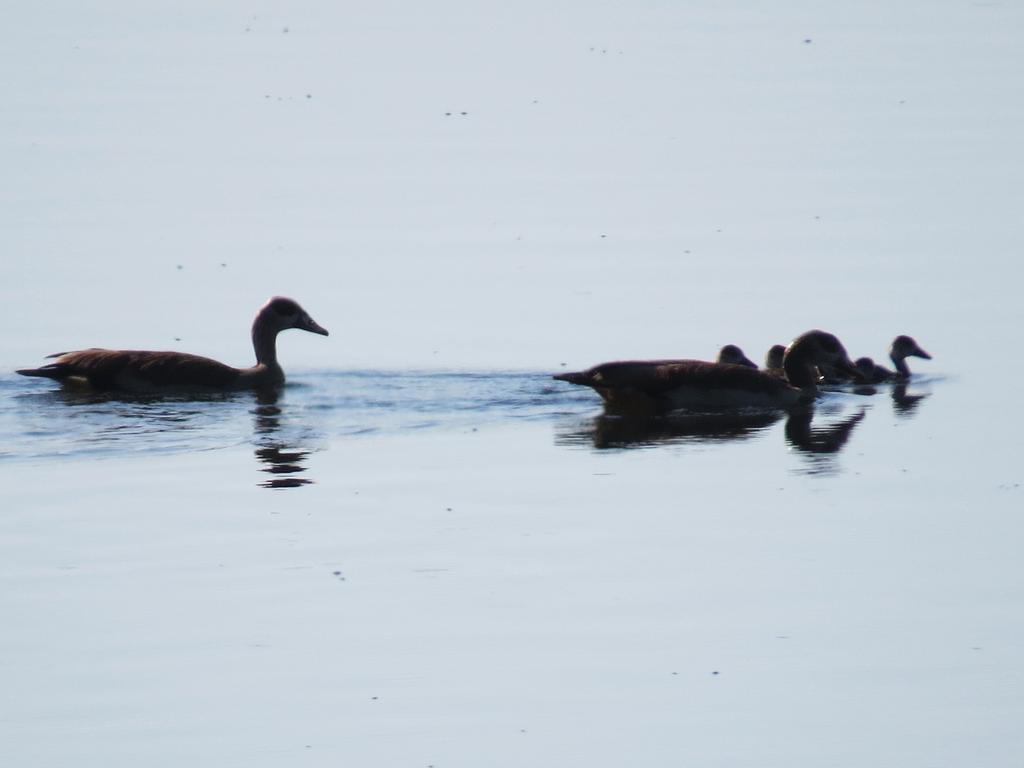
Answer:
xmin=176 ymin=264 xmax=183 ymax=270
xmin=803 ymin=38 xmax=812 ymax=44
xmin=306 ymin=94 xmax=312 ymax=99
xmin=712 ymin=670 xmax=720 ymax=675
xmin=220 ymin=262 xmax=227 ymax=267
xmin=174 ymin=337 xmax=181 ymax=342
xmin=282 ymin=26 xmax=289 ymax=33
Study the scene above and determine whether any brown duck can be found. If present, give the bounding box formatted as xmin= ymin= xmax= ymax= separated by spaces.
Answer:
xmin=16 ymin=297 xmax=328 ymax=393
xmin=553 ymin=330 xmax=861 ymax=411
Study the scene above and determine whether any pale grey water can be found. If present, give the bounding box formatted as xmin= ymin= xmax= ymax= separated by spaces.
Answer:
xmin=3 ymin=0 xmax=1024 ymax=765
xmin=1 ymin=368 xmax=940 ymax=482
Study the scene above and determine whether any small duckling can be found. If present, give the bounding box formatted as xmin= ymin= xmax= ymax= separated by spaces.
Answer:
xmin=855 ymin=336 xmax=932 ymax=382
xmin=716 ymin=344 xmax=757 ymax=369
xmin=764 ymin=344 xmax=787 ymax=377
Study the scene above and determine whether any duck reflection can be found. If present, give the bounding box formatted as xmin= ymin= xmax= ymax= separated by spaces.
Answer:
xmin=556 ymin=409 xmax=783 ymax=450
xmin=251 ymin=390 xmax=315 ymax=489
xmin=557 ymin=403 xmax=868 ymax=472
xmin=891 ymin=382 xmax=929 ymax=416
xmin=785 ymin=406 xmax=867 ymax=476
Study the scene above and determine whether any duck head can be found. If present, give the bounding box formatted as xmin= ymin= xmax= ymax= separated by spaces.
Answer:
xmin=784 ymin=330 xmax=863 ymax=387
xmin=765 ymin=344 xmax=786 ymax=371
xmin=261 ymin=297 xmax=329 ymax=336
xmin=890 ymin=335 xmax=930 ymax=362
xmin=717 ymin=344 xmax=757 ymax=368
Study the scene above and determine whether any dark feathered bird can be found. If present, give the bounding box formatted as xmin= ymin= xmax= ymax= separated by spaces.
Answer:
xmin=16 ymin=297 xmax=328 ymax=393
xmin=553 ymin=330 xmax=861 ymax=411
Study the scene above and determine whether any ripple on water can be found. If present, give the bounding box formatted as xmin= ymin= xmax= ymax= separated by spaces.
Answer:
xmin=0 ymin=370 xmax=591 ymax=462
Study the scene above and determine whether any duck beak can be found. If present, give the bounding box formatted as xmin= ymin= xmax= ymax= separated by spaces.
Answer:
xmin=738 ymin=354 xmax=757 ymax=369
xmin=912 ymin=345 xmax=931 ymax=360
xmin=299 ymin=314 xmax=329 ymax=336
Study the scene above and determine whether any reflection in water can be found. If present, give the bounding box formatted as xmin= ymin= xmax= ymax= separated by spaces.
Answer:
xmin=556 ymin=410 xmax=783 ymax=450
xmin=785 ymin=407 xmax=867 ymax=476
xmin=251 ymin=390 xmax=316 ymax=490
xmin=892 ymin=382 xmax=929 ymax=416
xmin=9 ymin=383 xmax=320 ymax=490
xmin=557 ymin=402 xmax=870 ymax=476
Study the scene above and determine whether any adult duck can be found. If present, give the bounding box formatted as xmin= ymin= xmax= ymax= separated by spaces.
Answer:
xmin=16 ymin=296 xmax=328 ymax=393
xmin=553 ymin=330 xmax=861 ymax=411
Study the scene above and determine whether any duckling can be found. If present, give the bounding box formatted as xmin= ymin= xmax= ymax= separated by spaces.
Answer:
xmin=16 ymin=297 xmax=328 ymax=393
xmin=716 ymin=344 xmax=757 ymax=368
xmin=888 ymin=335 xmax=931 ymax=379
xmin=764 ymin=344 xmax=787 ymax=377
xmin=553 ymin=330 xmax=862 ymax=411
xmin=852 ymin=335 xmax=932 ymax=383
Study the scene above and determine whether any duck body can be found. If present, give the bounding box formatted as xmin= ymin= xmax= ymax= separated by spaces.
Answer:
xmin=556 ymin=359 xmax=806 ymax=411
xmin=16 ymin=297 xmax=328 ymax=393
xmin=554 ymin=330 xmax=861 ymax=412
xmin=854 ymin=356 xmax=893 ymax=384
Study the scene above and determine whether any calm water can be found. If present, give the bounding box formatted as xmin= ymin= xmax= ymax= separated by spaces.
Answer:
xmin=4 ymin=1 xmax=1024 ymax=765
xmin=1 ymin=369 xmax=939 ymax=485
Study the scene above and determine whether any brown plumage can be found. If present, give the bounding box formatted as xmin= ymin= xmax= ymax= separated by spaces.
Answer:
xmin=553 ymin=330 xmax=861 ymax=411
xmin=16 ymin=297 xmax=328 ymax=393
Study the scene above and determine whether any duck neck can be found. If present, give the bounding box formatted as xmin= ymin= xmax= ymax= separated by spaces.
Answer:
xmin=252 ymin=315 xmax=280 ymax=367
xmin=783 ymin=345 xmax=820 ymax=389
xmin=891 ymin=353 xmax=910 ymax=378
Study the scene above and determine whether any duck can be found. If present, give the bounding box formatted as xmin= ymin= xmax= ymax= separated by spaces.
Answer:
xmin=847 ymin=335 xmax=932 ymax=384
xmin=16 ymin=296 xmax=328 ymax=393
xmin=716 ymin=344 xmax=757 ymax=368
xmin=553 ymin=330 xmax=862 ymax=411
xmin=764 ymin=344 xmax=787 ymax=377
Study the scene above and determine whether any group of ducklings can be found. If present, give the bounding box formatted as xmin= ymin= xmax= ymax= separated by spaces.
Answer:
xmin=717 ymin=335 xmax=931 ymax=385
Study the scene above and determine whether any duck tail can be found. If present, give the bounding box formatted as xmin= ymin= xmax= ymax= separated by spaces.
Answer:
xmin=16 ymin=364 xmax=69 ymax=381
xmin=553 ymin=371 xmax=591 ymax=385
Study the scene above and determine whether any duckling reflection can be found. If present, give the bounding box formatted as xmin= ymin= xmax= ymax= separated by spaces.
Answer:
xmin=252 ymin=390 xmax=315 ymax=489
xmin=891 ymin=382 xmax=930 ymax=417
